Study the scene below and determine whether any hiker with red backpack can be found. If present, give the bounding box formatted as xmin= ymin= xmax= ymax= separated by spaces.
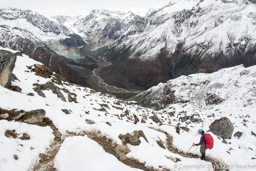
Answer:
xmin=193 ymin=129 xmax=214 ymax=160
xmin=133 ymin=114 xmax=140 ymax=124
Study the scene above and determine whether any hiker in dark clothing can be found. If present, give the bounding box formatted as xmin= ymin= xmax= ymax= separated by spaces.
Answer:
xmin=133 ymin=114 xmax=139 ymax=124
xmin=175 ymin=125 xmax=180 ymax=134
xmin=141 ymin=115 xmax=147 ymax=123
xmin=193 ymin=129 xmax=206 ymax=160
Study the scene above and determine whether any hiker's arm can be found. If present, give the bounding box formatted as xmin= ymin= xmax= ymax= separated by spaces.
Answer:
xmin=195 ymin=136 xmax=203 ymax=146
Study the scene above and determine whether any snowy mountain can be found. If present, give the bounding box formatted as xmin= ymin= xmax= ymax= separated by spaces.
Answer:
xmin=0 ymin=8 xmax=147 ymax=92
xmin=1 ymin=47 xmax=256 ymax=171
xmin=0 ymin=1 xmax=256 ymax=92
xmin=100 ymin=0 xmax=256 ymax=89
xmin=53 ymin=9 xmax=145 ymax=52
xmin=0 ymin=8 xmax=70 ymax=37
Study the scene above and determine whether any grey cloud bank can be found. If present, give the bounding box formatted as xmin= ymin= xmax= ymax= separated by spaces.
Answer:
xmin=0 ymin=0 xmax=171 ymax=16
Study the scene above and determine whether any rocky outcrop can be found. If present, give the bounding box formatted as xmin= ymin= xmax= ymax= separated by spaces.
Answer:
xmin=21 ymin=109 xmax=46 ymax=124
xmin=0 ymin=50 xmax=17 ymax=88
xmin=0 ymin=108 xmax=62 ymax=141
xmin=33 ymin=82 xmax=66 ymax=102
xmin=119 ymin=132 xmax=141 ymax=146
xmin=149 ymin=115 xmax=162 ymax=125
xmin=209 ymin=117 xmax=234 ymax=139
xmin=0 ymin=108 xmax=46 ymax=124
xmin=205 ymin=93 xmax=224 ymax=105
xmin=118 ymin=130 xmax=148 ymax=146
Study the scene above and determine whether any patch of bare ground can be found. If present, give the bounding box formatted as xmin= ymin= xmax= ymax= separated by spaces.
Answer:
xmin=31 ymin=140 xmax=63 ymax=171
xmin=149 ymin=127 xmax=228 ymax=171
xmin=31 ymin=130 xmax=168 ymax=171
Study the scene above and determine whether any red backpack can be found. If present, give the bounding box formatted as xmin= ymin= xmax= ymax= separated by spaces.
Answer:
xmin=204 ymin=134 xmax=214 ymax=149
xmin=135 ymin=116 xmax=139 ymax=122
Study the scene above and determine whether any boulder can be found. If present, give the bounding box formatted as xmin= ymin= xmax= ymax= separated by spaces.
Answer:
xmin=234 ymin=131 xmax=243 ymax=139
xmin=209 ymin=117 xmax=234 ymax=139
xmin=252 ymin=131 xmax=256 ymax=137
xmin=85 ymin=119 xmax=95 ymax=125
xmin=149 ymin=115 xmax=162 ymax=125
xmin=0 ymin=50 xmax=17 ymax=88
xmin=20 ymin=133 xmax=30 ymax=140
xmin=115 ymin=144 xmax=131 ymax=160
xmin=180 ymin=126 xmax=190 ymax=132
xmin=118 ymin=133 xmax=141 ymax=146
xmin=139 ymin=130 xmax=149 ymax=143
xmin=5 ymin=130 xmax=18 ymax=139
xmin=21 ymin=109 xmax=46 ymax=124
xmin=157 ymin=140 xmax=166 ymax=149
xmin=30 ymin=64 xmax=52 ymax=78
xmin=13 ymin=154 xmax=19 ymax=160
xmin=0 ymin=113 xmax=9 ymax=119
xmin=53 ymin=129 xmax=62 ymax=141
xmin=190 ymin=114 xmax=203 ymax=123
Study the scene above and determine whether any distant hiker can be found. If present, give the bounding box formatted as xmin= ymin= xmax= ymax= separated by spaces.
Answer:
xmin=193 ymin=129 xmax=214 ymax=160
xmin=175 ymin=125 xmax=180 ymax=134
xmin=141 ymin=115 xmax=147 ymax=123
xmin=133 ymin=114 xmax=140 ymax=124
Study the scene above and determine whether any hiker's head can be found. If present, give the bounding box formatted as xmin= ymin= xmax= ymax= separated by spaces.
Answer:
xmin=133 ymin=114 xmax=136 ymax=116
xmin=198 ymin=129 xmax=204 ymax=134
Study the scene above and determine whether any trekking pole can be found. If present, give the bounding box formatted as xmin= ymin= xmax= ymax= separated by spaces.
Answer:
xmin=187 ymin=145 xmax=193 ymax=153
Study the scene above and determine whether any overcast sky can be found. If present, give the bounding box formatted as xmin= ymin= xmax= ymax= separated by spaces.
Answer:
xmin=0 ymin=0 xmax=171 ymax=16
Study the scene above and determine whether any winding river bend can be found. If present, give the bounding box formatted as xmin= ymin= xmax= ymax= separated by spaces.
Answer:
xmin=90 ymin=57 xmax=142 ymax=96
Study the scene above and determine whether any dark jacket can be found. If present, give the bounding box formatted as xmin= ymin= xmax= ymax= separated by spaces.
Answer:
xmin=195 ymin=134 xmax=206 ymax=146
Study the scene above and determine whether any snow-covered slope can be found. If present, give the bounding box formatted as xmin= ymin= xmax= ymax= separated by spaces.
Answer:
xmin=111 ymin=0 xmax=256 ymax=60
xmin=1 ymin=47 xmax=256 ymax=170
xmin=100 ymin=0 xmax=256 ymax=90
xmin=0 ymin=47 xmax=211 ymax=171
xmin=133 ymin=63 xmax=256 ymax=168
xmin=0 ymin=8 xmax=69 ymax=41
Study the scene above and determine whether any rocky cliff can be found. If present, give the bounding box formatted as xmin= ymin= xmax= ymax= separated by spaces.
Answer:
xmin=0 ymin=49 xmax=17 ymax=88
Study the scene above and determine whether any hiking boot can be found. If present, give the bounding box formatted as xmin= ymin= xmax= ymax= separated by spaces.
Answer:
xmin=201 ymin=153 xmax=206 ymax=160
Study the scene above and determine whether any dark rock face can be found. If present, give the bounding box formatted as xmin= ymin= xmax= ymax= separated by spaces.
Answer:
xmin=103 ymin=41 xmax=256 ymax=90
xmin=0 ymin=50 xmax=17 ymax=88
xmin=60 ymin=34 xmax=85 ymax=47
xmin=209 ymin=117 xmax=234 ymax=139
xmin=205 ymin=93 xmax=224 ymax=105
xmin=101 ymin=47 xmax=169 ymax=90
